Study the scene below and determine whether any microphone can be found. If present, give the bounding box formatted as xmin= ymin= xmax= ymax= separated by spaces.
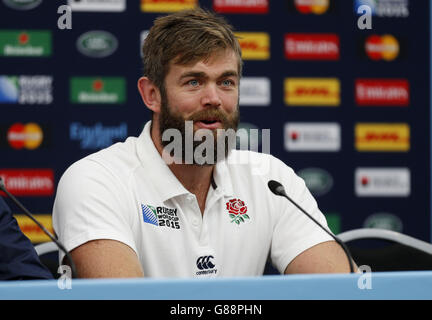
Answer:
xmin=268 ymin=180 xmax=355 ymax=273
xmin=0 ymin=177 xmax=78 ymax=279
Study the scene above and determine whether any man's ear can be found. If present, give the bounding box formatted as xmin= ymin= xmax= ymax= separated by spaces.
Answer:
xmin=137 ymin=77 xmax=161 ymax=113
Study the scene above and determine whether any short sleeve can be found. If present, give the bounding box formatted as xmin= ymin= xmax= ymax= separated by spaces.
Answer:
xmin=52 ymin=158 xmax=137 ymax=265
xmin=269 ymin=161 xmax=334 ymax=274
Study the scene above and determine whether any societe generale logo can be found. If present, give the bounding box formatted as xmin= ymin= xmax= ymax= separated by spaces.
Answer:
xmin=355 ymin=79 xmax=409 ymax=106
xmin=0 ymin=169 xmax=54 ymax=196
xmin=239 ymin=77 xmax=270 ymax=106
xmin=284 ymin=78 xmax=340 ymax=106
xmin=355 ymin=123 xmax=410 ymax=152
xmin=213 ymin=0 xmax=268 ymax=13
xmin=235 ymin=32 xmax=270 ymax=60
xmin=284 ymin=122 xmax=341 ymax=152
xmin=68 ymin=0 xmax=126 ymax=12
xmin=285 ymin=33 xmax=339 ymax=60
xmin=355 ymin=168 xmax=410 ymax=197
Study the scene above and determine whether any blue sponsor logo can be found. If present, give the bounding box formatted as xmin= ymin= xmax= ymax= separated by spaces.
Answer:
xmin=0 ymin=76 xmax=19 ymax=103
xmin=69 ymin=122 xmax=127 ymax=149
xmin=354 ymin=0 xmax=409 ymax=17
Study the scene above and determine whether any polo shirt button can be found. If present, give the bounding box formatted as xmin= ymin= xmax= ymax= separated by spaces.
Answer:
xmin=192 ymin=218 xmax=199 ymax=226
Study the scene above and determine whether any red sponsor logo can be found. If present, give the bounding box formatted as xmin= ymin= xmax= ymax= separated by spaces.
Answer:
xmin=285 ymin=33 xmax=339 ymax=60
xmin=355 ymin=79 xmax=409 ymax=106
xmin=294 ymin=0 xmax=330 ymax=15
xmin=213 ymin=0 xmax=268 ymax=13
xmin=364 ymin=34 xmax=400 ymax=61
xmin=0 ymin=169 xmax=54 ymax=196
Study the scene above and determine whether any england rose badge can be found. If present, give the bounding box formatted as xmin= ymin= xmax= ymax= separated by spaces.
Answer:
xmin=226 ymin=198 xmax=249 ymax=225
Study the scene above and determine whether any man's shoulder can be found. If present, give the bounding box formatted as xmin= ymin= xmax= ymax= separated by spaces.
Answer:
xmin=225 ymin=150 xmax=295 ymax=177
xmin=62 ymin=136 xmax=141 ymax=182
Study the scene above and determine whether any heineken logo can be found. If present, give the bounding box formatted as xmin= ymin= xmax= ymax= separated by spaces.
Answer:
xmin=70 ymin=77 xmax=126 ymax=104
xmin=3 ymin=0 xmax=42 ymax=10
xmin=141 ymin=204 xmax=181 ymax=230
xmin=0 ymin=30 xmax=51 ymax=57
xmin=76 ymin=31 xmax=118 ymax=58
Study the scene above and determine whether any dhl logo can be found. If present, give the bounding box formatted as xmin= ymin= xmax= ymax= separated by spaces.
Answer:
xmin=141 ymin=0 xmax=197 ymax=12
xmin=284 ymin=78 xmax=340 ymax=106
xmin=14 ymin=214 xmax=53 ymax=243
xmin=355 ymin=123 xmax=410 ymax=152
xmin=235 ymin=32 xmax=270 ymax=60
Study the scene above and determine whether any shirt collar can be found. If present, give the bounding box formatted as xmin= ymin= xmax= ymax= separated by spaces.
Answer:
xmin=136 ymin=121 xmax=234 ymax=201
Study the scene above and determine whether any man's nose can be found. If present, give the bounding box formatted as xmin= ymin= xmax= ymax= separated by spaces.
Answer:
xmin=201 ymin=84 xmax=222 ymax=107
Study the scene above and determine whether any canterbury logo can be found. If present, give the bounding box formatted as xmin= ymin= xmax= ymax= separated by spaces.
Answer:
xmin=196 ymin=255 xmax=215 ymax=270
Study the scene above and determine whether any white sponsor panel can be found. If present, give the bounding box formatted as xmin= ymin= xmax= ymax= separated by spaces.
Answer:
xmin=67 ymin=0 xmax=126 ymax=12
xmin=284 ymin=123 xmax=340 ymax=151
xmin=355 ymin=168 xmax=410 ymax=197
xmin=239 ymin=77 xmax=270 ymax=106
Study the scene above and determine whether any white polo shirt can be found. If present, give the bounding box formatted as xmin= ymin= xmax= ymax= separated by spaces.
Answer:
xmin=52 ymin=121 xmax=334 ymax=278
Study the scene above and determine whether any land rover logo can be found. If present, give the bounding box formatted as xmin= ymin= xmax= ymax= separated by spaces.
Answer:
xmin=363 ymin=212 xmax=403 ymax=232
xmin=3 ymin=0 xmax=42 ymax=10
xmin=76 ymin=31 xmax=118 ymax=58
xmin=297 ymin=167 xmax=333 ymax=196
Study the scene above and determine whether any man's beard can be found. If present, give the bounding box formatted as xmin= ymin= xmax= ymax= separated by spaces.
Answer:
xmin=158 ymin=91 xmax=239 ymax=166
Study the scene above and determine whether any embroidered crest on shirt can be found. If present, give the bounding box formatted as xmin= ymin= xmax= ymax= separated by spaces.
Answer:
xmin=141 ymin=204 xmax=180 ymax=229
xmin=226 ymin=198 xmax=249 ymax=225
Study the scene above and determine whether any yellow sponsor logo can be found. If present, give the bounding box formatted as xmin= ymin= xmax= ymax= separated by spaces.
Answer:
xmin=284 ymin=78 xmax=340 ymax=106
xmin=141 ymin=0 xmax=197 ymax=12
xmin=355 ymin=123 xmax=410 ymax=152
xmin=235 ymin=32 xmax=270 ymax=60
xmin=14 ymin=214 xmax=53 ymax=243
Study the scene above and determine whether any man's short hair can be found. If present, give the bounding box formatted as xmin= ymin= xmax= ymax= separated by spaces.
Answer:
xmin=141 ymin=8 xmax=243 ymax=91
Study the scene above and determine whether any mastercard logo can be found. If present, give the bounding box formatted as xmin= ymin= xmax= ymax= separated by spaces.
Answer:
xmin=294 ymin=0 xmax=330 ymax=15
xmin=365 ymin=35 xmax=400 ymax=61
xmin=7 ymin=123 xmax=43 ymax=150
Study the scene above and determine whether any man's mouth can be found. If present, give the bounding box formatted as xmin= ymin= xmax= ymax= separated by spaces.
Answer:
xmin=195 ymin=119 xmax=222 ymax=129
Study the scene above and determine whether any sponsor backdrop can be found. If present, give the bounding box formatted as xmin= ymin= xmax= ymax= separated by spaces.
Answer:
xmin=0 ymin=0 xmax=431 ymax=246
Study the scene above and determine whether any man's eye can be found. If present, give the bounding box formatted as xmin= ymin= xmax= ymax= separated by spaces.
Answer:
xmin=188 ymin=80 xmax=199 ymax=87
xmin=221 ymin=79 xmax=234 ymax=87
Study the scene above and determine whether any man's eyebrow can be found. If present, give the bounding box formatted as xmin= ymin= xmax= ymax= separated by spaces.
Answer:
xmin=179 ymin=70 xmax=239 ymax=81
xmin=179 ymin=71 xmax=207 ymax=81
xmin=219 ymin=70 xmax=239 ymax=78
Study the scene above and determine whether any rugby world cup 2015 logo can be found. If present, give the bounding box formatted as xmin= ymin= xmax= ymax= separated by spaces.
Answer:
xmin=226 ymin=198 xmax=249 ymax=225
xmin=141 ymin=204 xmax=181 ymax=229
